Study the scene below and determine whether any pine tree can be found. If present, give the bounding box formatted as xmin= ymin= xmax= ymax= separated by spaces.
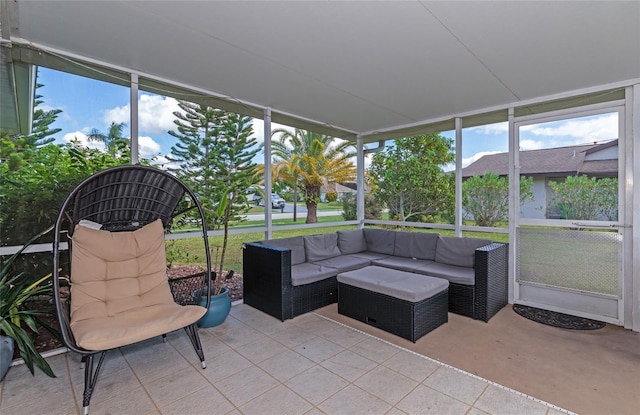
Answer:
xmin=0 ymin=81 xmax=62 ymax=170
xmin=168 ymin=101 xmax=259 ymax=289
xmin=29 ymin=83 xmax=61 ymax=147
xmin=168 ymin=101 xmax=226 ymax=227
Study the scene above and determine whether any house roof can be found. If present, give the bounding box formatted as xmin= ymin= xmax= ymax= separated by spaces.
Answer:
xmin=462 ymin=141 xmax=618 ymax=178
xmin=579 ymin=159 xmax=618 ymax=176
xmin=2 ymin=1 xmax=640 ymax=140
xmin=321 ymin=182 xmax=364 ymax=194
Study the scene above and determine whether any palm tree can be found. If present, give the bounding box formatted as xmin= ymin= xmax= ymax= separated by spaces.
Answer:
xmin=87 ymin=121 xmax=129 ymax=156
xmin=271 ymin=128 xmax=356 ymax=223
xmin=255 ymin=158 xmax=299 ymax=220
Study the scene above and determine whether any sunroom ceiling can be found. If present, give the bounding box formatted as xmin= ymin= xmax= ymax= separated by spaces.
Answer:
xmin=4 ymin=1 xmax=640 ymax=142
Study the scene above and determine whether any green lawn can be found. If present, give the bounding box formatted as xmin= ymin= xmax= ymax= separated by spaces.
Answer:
xmin=233 ymin=214 xmax=345 ymax=228
xmin=246 ymin=201 xmax=342 ymax=214
xmin=517 ymin=228 xmax=619 ymax=295
xmin=168 ymin=219 xmax=616 ymax=297
xmin=167 ymin=219 xmax=510 ymax=275
xmin=166 ymin=223 xmax=358 ymax=275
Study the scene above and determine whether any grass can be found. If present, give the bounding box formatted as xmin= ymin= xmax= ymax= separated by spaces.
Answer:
xmin=166 ymin=220 xmax=508 ymax=275
xmin=166 ymin=223 xmax=358 ymax=275
xmin=517 ymin=228 xmax=619 ymax=295
xmin=168 ymin=219 xmax=615 ymax=296
xmin=234 ymin=214 xmax=345 ymax=228
xmin=246 ymin=201 xmax=343 ymax=214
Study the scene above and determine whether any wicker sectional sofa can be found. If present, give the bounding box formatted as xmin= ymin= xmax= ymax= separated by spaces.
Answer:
xmin=243 ymin=228 xmax=508 ymax=323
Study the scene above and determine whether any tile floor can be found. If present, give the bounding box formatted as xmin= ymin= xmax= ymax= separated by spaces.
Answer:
xmin=0 ymin=304 xmax=574 ymax=415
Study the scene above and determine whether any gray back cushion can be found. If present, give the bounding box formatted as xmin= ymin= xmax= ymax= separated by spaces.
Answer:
xmin=363 ymin=228 xmax=396 ymax=255
xmin=304 ymin=233 xmax=341 ymax=262
xmin=435 ymin=236 xmax=492 ymax=268
xmin=337 ymin=229 xmax=367 ymax=254
xmin=262 ymin=236 xmax=306 ymax=265
xmin=394 ymin=231 xmax=439 ymax=260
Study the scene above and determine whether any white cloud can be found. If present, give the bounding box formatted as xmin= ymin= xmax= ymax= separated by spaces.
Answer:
xmin=104 ymin=94 xmax=181 ymax=134
xmin=251 ymin=119 xmax=294 ymax=145
xmin=519 ymin=139 xmax=546 ymax=151
xmin=62 ymin=131 xmax=162 ymax=160
xmin=441 ymin=150 xmax=502 ymax=172
xmin=467 ymin=121 xmax=508 ymax=135
xmin=149 ymin=154 xmax=172 ymax=168
xmin=139 ymin=95 xmax=181 ymax=133
xmin=104 ymin=105 xmax=128 ymax=126
xmin=62 ymin=131 xmax=105 ymax=151
xmin=462 ymin=151 xmax=501 ymax=167
xmin=464 ymin=113 xmax=617 ymax=156
xmin=467 ymin=115 xmax=616 ymax=144
xmin=520 ymin=113 xmax=617 ymax=145
xmin=138 ymin=135 xmax=162 ymax=158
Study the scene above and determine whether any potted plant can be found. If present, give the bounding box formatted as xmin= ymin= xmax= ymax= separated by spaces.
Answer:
xmin=1 ymin=227 xmax=57 ymax=380
xmin=193 ymin=195 xmax=234 ymax=328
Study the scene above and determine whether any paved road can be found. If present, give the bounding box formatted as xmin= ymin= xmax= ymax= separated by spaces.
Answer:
xmin=244 ymin=209 xmax=342 ymax=221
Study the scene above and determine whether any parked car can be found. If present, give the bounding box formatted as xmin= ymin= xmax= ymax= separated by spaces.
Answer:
xmin=258 ymin=193 xmax=286 ymax=211
xmin=245 ymin=188 xmax=261 ymax=205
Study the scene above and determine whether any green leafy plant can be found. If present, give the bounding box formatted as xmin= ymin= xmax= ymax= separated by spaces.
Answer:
xmin=549 ymin=176 xmax=618 ymax=220
xmin=0 ymin=226 xmax=57 ymax=377
xmin=370 ymin=134 xmax=455 ymax=223
xmin=462 ymin=172 xmax=535 ymax=227
xmin=341 ymin=193 xmax=382 ymax=221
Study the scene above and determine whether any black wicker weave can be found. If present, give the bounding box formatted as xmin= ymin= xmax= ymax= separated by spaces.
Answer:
xmin=448 ymin=243 xmax=508 ymax=322
xmin=338 ymin=283 xmax=449 ymax=342
xmin=243 ymin=238 xmax=508 ymax=323
xmin=243 ymin=242 xmax=338 ymax=321
xmin=52 ymin=165 xmax=212 ymax=415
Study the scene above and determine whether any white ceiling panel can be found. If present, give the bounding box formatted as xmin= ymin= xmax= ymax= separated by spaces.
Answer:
xmin=5 ymin=0 xmax=640 ymax=141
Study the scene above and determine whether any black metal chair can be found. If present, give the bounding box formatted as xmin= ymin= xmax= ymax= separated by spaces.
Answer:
xmin=52 ymin=165 xmax=212 ymax=415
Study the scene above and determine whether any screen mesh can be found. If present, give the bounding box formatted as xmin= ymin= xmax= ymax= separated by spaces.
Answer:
xmin=517 ymin=227 xmax=620 ymax=297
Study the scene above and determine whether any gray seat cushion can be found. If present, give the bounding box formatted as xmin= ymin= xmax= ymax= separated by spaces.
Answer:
xmin=371 ymin=256 xmax=435 ymax=273
xmin=312 ymin=254 xmax=371 ymax=273
xmin=416 ymin=262 xmax=475 ymax=285
xmin=304 ymin=233 xmax=341 ymax=262
xmin=291 ymin=262 xmax=338 ymax=286
xmin=394 ymin=231 xmax=439 ymax=260
xmin=363 ymin=228 xmax=396 ymax=255
xmin=349 ymin=251 xmax=391 ymax=261
xmin=435 ymin=236 xmax=491 ymax=268
xmin=337 ymin=229 xmax=367 ymax=254
xmin=337 ymin=266 xmax=448 ymax=302
xmin=262 ymin=236 xmax=306 ymax=265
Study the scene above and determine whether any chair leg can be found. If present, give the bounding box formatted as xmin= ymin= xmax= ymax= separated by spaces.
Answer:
xmin=82 ymin=351 xmax=107 ymax=415
xmin=184 ymin=323 xmax=206 ymax=369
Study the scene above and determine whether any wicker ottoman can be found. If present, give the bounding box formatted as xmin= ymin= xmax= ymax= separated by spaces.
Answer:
xmin=337 ymin=266 xmax=449 ymax=342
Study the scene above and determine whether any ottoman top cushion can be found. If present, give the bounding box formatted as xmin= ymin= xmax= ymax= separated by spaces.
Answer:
xmin=337 ymin=266 xmax=448 ymax=302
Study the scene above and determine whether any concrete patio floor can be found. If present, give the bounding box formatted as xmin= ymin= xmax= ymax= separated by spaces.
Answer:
xmin=0 ymin=303 xmax=607 ymax=415
xmin=316 ymin=303 xmax=640 ymax=415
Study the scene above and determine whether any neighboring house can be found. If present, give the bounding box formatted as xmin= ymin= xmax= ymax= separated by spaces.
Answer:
xmin=320 ymin=182 xmax=367 ymax=202
xmin=461 ymin=140 xmax=618 ymax=219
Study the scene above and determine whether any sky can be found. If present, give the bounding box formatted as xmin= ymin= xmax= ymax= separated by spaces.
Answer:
xmin=37 ymin=67 xmax=619 ymax=170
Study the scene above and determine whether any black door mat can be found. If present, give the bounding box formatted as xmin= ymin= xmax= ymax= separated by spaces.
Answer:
xmin=513 ymin=304 xmax=605 ymax=330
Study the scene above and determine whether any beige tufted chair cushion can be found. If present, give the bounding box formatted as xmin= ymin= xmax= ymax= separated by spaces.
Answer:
xmin=69 ymin=219 xmax=206 ymax=350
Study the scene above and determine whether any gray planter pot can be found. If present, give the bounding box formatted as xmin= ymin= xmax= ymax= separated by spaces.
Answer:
xmin=1 ymin=335 xmax=14 ymax=381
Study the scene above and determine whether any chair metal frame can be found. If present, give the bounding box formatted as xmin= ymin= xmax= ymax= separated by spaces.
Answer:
xmin=52 ymin=165 xmax=212 ymax=415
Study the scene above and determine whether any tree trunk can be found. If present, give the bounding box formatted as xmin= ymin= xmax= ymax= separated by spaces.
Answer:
xmin=305 ymin=186 xmax=320 ymax=223
xmin=306 ymin=201 xmax=318 ymax=223
xmin=217 ymin=203 xmax=230 ymax=295
xmin=293 ymin=187 xmax=298 ymax=222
